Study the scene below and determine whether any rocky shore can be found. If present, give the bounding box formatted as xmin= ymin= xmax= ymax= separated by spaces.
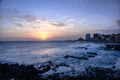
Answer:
xmin=0 ymin=62 xmax=120 ymax=80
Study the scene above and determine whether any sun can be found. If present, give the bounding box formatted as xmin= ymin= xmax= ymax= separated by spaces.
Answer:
xmin=40 ymin=32 xmax=48 ymax=40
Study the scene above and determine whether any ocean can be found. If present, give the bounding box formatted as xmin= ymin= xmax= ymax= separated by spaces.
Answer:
xmin=0 ymin=41 xmax=120 ymax=76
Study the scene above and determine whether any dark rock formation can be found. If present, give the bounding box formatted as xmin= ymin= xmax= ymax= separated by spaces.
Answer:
xmin=0 ymin=63 xmax=120 ymax=80
xmin=64 ymin=55 xmax=88 ymax=60
xmin=0 ymin=63 xmax=42 ymax=80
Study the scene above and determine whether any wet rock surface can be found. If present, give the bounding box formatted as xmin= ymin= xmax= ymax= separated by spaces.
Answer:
xmin=64 ymin=55 xmax=88 ymax=60
xmin=0 ymin=62 xmax=120 ymax=80
xmin=64 ymin=52 xmax=98 ymax=60
xmin=76 ymin=47 xmax=88 ymax=50
xmin=0 ymin=63 xmax=41 ymax=80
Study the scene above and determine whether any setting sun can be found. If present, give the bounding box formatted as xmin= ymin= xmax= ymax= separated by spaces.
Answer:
xmin=40 ymin=32 xmax=48 ymax=40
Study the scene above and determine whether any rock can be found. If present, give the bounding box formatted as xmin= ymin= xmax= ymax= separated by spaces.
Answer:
xmin=1 ymin=63 xmax=120 ymax=80
xmin=64 ymin=55 xmax=88 ymax=60
xmin=76 ymin=47 xmax=88 ymax=50
xmin=0 ymin=63 xmax=41 ymax=80
xmin=87 ymin=52 xmax=98 ymax=55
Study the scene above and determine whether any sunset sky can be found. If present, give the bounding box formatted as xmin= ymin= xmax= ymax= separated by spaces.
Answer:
xmin=0 ymin=0 xmax=120 ymax=41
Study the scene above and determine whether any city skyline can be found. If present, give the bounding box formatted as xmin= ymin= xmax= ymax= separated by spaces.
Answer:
xmin=0 ymin=0 xmax=120 ymax=41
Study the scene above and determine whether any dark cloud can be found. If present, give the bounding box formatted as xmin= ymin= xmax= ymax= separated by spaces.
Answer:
xmin=35 ymin=19 xmax=70 ymax=28
xmin=0 ymin=16 xmax=3 ymax=20
xmin=11 ymin=21 xmax=40 ymax=30
xmin=13 ymin=14 xmax=36 ymax=22
xmin=0 ymin=6 xmax=36 ymax=22
xmin=50 ymin=21 xmax=68 ymax=27
xmin=1 ymin=6 xmax=71 ymax=29
xmin=0 ymin=6 xmax=40 ymax=29
xmin=10 ymin=21 xmax=24 ymax=28
xmin=8 ymin=9 xmax=68 ymax=28
xmin=116 ymin=19 xmax=120 ymax=27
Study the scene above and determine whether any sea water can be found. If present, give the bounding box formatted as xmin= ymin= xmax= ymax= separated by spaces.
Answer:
xmin=0 ymin=41 xmax=120 ymax=71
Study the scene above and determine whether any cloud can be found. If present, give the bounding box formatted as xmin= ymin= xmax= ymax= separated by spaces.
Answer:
xmin=11 ymin=16 xmax=71 ymax=30
xmin=45 ymin=20 xmax=70 ymax=27
xmin=12 ymin=14 xmax=36 ymax=22
xmin=0 ymin=16 xmax=3 ymax=21
xmin=0 ymin=6 xmax=36 ymax=23
xmin=0 ymin=6 xmax=22 ymax=17
xmin=4 ymin=7 xmax=71 ymax=29
xmin=11 ymin=21 xmax=41 ymax=31
xmin=35 ymin=18 xmax=72 ymax=29
xmin=0 ymin=16 xmax=2 ymax=19
xmin=13 ymin=12 xmax=70 ymax=29
xmin=116 ymin=19 xmax=120 ymax=27
xmin=11 ymin=21 xmax=24 ymax=27
xmin=67 ymin=18 xmax=76 ymax=22
xmin=78 ymin=19 xmax=85 ymax=24
xmin=0 ymin=5 xmax=73 ymax=33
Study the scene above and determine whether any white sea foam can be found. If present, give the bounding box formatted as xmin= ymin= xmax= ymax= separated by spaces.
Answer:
xmin=0 ymin=41 xmax=120 ymax=76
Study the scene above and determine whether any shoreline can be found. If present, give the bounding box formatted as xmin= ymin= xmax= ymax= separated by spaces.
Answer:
xmin=0 ymin=62 xmax=120 ymax=80
xmin=0 ymin=41 xmax=120 ymax=79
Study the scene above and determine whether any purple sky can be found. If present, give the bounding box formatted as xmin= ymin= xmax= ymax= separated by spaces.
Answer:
xmin=0 ymin=0 xmax=120 ymax=41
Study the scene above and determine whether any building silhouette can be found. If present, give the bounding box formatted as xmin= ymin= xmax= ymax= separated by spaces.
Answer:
xmin=93 ymin=33 xmax=101 ymax=40
xmin=84 ymin=33 xmax=120 ymax=42
xmin=86 ymin=33 xmax=91 ymax=40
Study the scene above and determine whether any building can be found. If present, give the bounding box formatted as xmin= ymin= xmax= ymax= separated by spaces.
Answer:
xmin=86 ymin=33 xmax=91 ymax=40
xmin=84 ymin=33 xmax=120 ymax=42
xmin=93 ymin=33 xmax=101 ymax=40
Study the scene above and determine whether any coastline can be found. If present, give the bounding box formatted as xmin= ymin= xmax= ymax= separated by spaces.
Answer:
xmin=0 ymin=41 xmax=120 ymax=80
xmin=0 ymin=62 xmax=120 ymax=80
